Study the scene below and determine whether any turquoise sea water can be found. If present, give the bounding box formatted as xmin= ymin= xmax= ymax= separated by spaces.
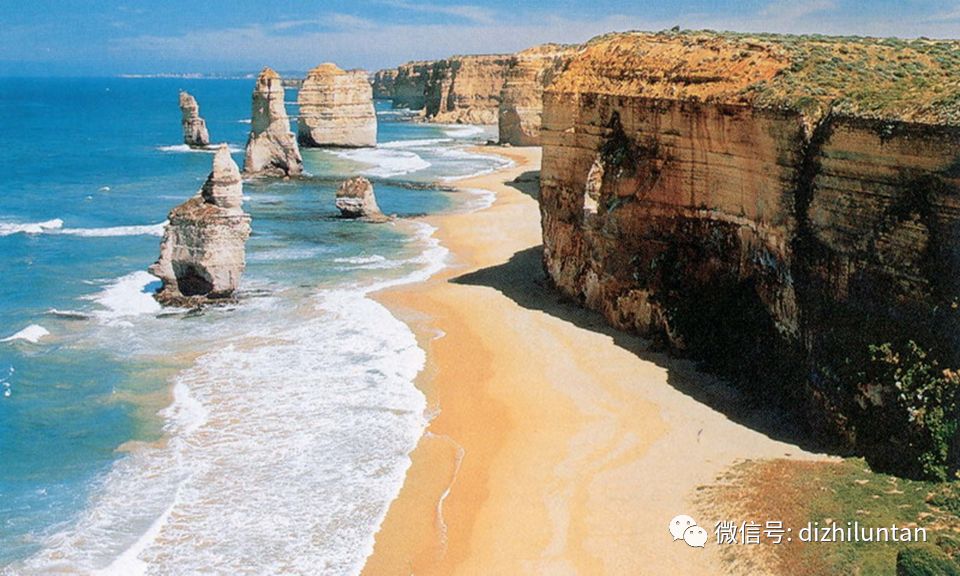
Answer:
xmin=0 ymin=78 xmax=504 ymax=574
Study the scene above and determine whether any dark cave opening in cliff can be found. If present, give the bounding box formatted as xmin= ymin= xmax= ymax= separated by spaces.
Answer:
xmin=175 ymin=264 xmax=215 ymax=297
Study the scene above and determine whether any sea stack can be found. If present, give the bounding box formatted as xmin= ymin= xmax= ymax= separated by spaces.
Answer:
xmin=179 ymin=91 xmax=210 ymax=148
xmin=243 ymin=67 xmax=303 ymax=177
xmin=335 ymin=176 xmax=388 ymax=222
xmin=150 ymin=144 xmax=252 ymax=305
xmin=298 ymin=63 xmax=377 ymax=148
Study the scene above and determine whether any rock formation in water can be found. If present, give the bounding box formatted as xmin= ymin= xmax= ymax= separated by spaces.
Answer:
xmin=373 ymin=54 xmax=513 ymax=124
xmin=540 ymin=30 xmax=960 ymax=479
xmin=150 ymin=144 xmax=252 ymax=305
xmin=498 ymin=44 xmax=578 ymax=146
xmin=179 ymin=91 xmax=210 ymax=148
xmin=297 ymin=63 xmax=377 ymax=148
xmin=243 ymin=67 xmax=303 ymax=177
xmin=335 ymin=176 xmax=388 ymax=222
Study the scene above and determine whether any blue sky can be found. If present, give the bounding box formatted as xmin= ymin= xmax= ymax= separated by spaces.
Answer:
xmin=2 ymin=0 xmax=960 ymax=75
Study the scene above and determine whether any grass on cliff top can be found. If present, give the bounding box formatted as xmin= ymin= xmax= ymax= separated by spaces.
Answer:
xmin=700 ymin=458 xmax=960 ymax=575
xmin=577 ymin=29 xmax=960 ymax=126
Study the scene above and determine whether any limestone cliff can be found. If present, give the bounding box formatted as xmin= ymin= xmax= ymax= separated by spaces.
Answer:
xmin=426 ymin=54 xmax=513 ymax=124
xmin=374 ymin=54 xmax=513 ymax=124
xmin=179 ymin=91 xmax=210 ymax=148
xmin=373 ymin=61 xmax=433 ymax=110
xmin=297 ymin=63 xmax=377 ymax=148
xmin=372 ymin=68 xmax=397 ymax=99
xmin=243 ymin=67 xmax=303 ymax=177
xmin=150 ymin=145 xmax=252 ymax=305
xmin=540 ymin=30 xmax=960 ymax=478
xmin=498 ymin=44 xmax=578 ymax=145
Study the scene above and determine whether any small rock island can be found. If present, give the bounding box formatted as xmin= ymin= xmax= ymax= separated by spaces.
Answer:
xmin=243 ymin=67 xmax=303 ymax=177
xmin=179 ymin=90 xmax=210 ymax=148
xmin=150 ymin=144 xmax=252 ymax=305
xmin=298 ymin=63 xmax=377 ymax=148
xmin=335 ymin=176 xmax=389 ymax=222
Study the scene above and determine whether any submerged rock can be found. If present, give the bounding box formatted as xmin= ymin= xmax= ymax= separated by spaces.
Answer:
xmin=297 ymin=63 xmax=377 ymax=148
xmin=150 ymin=144 xmax=252 ymax=305
xmin=243 ymin=67 xmax=303 ymax=177
xmin=179 ymin=91 xmax=210 ymax=148
xmin=335 ymin=177 xmax=389 ymax=222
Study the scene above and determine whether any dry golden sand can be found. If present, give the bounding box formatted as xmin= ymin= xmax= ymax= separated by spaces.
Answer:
xmin=364 ymin=146 xmax=829 ymax=575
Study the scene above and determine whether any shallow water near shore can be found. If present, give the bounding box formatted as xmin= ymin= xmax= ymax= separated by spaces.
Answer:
xmin=0 ymin=77 xmax=503 ymax=573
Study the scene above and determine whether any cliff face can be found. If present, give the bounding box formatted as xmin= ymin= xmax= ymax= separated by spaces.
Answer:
xmin=498 ymin=44 xmax=578 ymax=146
xmin=150 ymin=145 xmax=252 ymax=305
xmin=373 ymin=54 xmax=512 ymax=124
xmin=540 ymin=31 xmax=960 ymax=478
xmin=179 ymin=91 xmax=210 ymax=148
xmin=426 ymin=54 xmax=513 ymax=124
xmin=243 ymin=68 xmax=303 ymax=177
xmin=297 ymin=63 xmax=377 ymax=148
xmin=372 ymin=68 xmax=397 ymax=99
xmin=373 ymin=61 xmax=433 ymax=110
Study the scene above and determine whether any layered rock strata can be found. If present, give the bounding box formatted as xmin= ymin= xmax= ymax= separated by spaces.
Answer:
xmin=179 ymin=91 xmax=210 ymax=148
xmin=150 ymin=145 xmax=252 ymax=305
xmin=373 ymin=54 xmax=513 ymax=124
xmin=335 ymin=176 xmax=388 ymax=222
xmin=297 ymin=63 xmax=377 ymax=148
xmin=243 ymin=67 xmax=303 ymax=177
xmin=498 ymin=44 xmax=578 ymax=145
xmin=540 ymin=30 xmax=960 ymax=477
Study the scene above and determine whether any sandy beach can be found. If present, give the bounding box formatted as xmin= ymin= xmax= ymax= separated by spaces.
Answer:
xmin=365 ymin=146 xmax=828 ymax=575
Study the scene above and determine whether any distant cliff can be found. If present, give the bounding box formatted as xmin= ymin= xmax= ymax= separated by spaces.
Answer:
xmin=498 ymin=44 xmax=579 ymax=145
xmin=540 ymin=31 xmax=960 ymax=479
xmin=373 ymin=54 xmax=513 ymax=124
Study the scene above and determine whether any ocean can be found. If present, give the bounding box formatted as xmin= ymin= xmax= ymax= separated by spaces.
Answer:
xmin=0 ymin=77 xmax=506 ymax=574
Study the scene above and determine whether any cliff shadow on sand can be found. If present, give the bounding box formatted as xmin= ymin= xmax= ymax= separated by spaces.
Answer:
xmin=452 ymin=242 xmax=833 ymax=455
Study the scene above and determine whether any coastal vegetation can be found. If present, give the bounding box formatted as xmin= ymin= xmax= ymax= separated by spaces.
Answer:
xmin=705 ymin=458 xmax=960 ymax=575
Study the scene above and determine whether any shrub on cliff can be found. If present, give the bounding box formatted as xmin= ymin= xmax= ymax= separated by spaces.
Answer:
xmin=896 ymin=545 xmax=960 ymax=576
xmin=856 ymin=341 xmax=960 ymax=481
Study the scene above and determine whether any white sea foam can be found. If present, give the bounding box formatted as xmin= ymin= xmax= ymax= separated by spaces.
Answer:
xmin=376 ymin=108 xmax=416 ymax=117
xmin=439 ymin=149 xmax=515 ymax=182
xmin=0 ymin=219 xmax=164 ymax=238
xmin=1 ymin=325 xmax=49 ymax=344
xmin=332 ymin=148 xmax=431 ymax=178
xmin=333 ymin=255 xmax=388 ymax=265
xmin=1 ymin=366 xmax=13 ymax=398
xmin=457 ymin=187 xmax=497 ymax=211
xmin=85 ymin=271 xmax=162 ymax=323
xmin=442 ymin=125 xmax=485 ymax=138
xmin=11 ymin=223 xmax=448 ymax=576
xmin=0 ymin=219 xmax=64 ymax=236
xmin=157 ymin=144 xmax=242 ymax=154
xmin=47 ymin=308 xmax=91 ymax=320
xmin=332 ymin=254 xmax=403 ymax=270
xmin=55 ymin=222 xmax=167 ymax=238
xmin=379 ymin=138 xmax=452 ymax=149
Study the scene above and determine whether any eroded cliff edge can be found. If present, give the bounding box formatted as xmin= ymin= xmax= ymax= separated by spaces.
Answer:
xmin=498 ymin=44 xmax=579 ymax=145
xmin=373 ymin=54 xmax=513 ymax=124
xmin=540 ymin=30 xmax=960 ymax=478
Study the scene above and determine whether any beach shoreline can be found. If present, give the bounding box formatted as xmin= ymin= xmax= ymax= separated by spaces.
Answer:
xmin=364 ymin=145 xmax=829 ymax=575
